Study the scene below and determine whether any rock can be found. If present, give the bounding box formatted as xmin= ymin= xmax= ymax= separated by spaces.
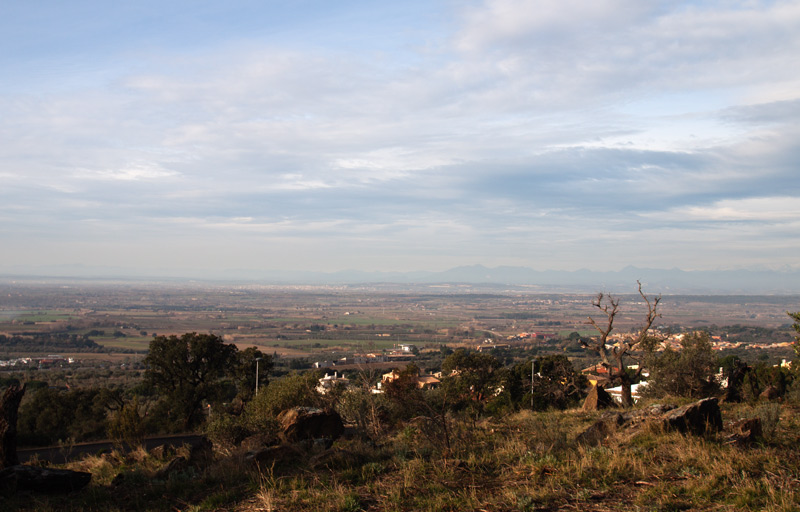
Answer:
xmin=154 ymin=456 xmax=189 ymax=479
xmin=187 ymin=436 xmax=213 ymax=466
xmin=278 ymin=407 xmax=344 ymax=443
xmin=726 ymin=418 xmax=762 ymax=446
xmin=149 ymin=444 xmax=174 ymax=460
xmin=582 ymin=386 xmax=616 ymax=411
xmin=662 ymin=397 xmax=722 ymax=436
xmin=576 ymin=415 xmax=622 ymax=446
xmin=759 ymin=386 xmax=780 ymax=401
xmin=240 ymin=433 xmax=279 ymax=452
xmin=619 ymin=403 xmax=676 ymax=424
xmin=245 ymin=444 xmax=302 ymax=466
xmin=0 ymin=465 xmax=91 ymax=493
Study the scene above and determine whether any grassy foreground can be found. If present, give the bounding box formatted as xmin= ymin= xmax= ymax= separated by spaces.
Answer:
xmin=5 ymin=401 xmax=800 ymax=511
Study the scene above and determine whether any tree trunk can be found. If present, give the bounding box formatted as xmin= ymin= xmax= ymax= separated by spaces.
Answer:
xmin=0 ymin=385 xmax=25 ymax=468
xmin=618 ymin=373 xmax=634 ymax=408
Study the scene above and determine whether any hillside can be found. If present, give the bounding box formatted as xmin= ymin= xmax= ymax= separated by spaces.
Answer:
xmin=3 ymin=399 xmax=799 ymax=511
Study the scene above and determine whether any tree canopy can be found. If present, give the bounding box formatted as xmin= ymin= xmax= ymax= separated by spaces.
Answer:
xmin=144 ymin=333 xmax=268 ymax=430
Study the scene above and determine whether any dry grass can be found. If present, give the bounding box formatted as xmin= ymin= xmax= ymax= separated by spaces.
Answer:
xmin=5 ymin=402 xmax=800 ymax=511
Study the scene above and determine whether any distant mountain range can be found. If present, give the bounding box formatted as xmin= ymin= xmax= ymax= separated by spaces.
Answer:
xmin=2 ymin=264 xmax=800 ymax=294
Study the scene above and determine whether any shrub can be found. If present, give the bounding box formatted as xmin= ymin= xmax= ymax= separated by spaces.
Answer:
xmin=755 ymin=403 xmax=781 ymax=440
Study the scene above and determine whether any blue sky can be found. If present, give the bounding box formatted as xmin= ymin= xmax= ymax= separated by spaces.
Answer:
xmin=1 ymin=0 xmax=799 ymax=277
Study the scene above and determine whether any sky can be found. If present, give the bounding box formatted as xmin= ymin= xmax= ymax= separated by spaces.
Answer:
xmin=1 ymin=0 xmax=799 ymax=277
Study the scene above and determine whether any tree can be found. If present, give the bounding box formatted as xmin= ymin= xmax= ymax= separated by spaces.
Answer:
xmin=532 ymin=355 xmax=587 ymax=410
xmin=17 ymin=387 xmax=110 ymax=446
xmin=144 ymin=332 xmax=238 ymax=431
xmin=581 ymin=281 xmax=661 ymax=407
xmin=440 ymin=349 xmax=502 ymax=419
xmin=1 ymin=385 xmax=25 ymax=468
xmin=233 ymin=347 xmax=273 ymax=400
xmin=644 ymin=332 xmax=719 ymax=398
xmin=107 ymin=397 xmax=145 ymax=448
xmin=790 ymin=311 xmax=800 ymax=359
xmin=383 ymin=364 xmax=426 ymax=422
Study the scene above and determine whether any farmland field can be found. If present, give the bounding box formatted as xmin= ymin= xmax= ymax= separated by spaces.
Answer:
xmin=1 ymin=280 xmax=797 ymax=367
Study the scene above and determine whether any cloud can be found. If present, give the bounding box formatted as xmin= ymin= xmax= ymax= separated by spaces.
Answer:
xmin=0 ymin=1 xmax=799 ymax=273
xmin=653 ymin=196 xmax=800 ymax=223
xmin=75 ymin=161 xmax=180 ymax=181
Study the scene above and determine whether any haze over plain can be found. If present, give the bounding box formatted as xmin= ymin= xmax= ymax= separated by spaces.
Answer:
xmin=1 ymin=1 xmax=799 ymax=279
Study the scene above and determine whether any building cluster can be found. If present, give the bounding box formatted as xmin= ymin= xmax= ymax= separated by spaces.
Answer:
xmin=315 ymin=368 xmax=441 ymax=395
xmin=505 ymin=332 xmax=557 ymax=341
xmin=313 ymin=344 xmax=417 ymax=369
xmin=0 ymin=355 xmax=74 ymax=368
xmin=605 ymin=330 xmax=793 ymax=353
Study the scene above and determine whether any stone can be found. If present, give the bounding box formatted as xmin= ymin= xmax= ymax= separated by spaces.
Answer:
xmin=149 ymin=444 xmax=174 ymax=460
xmin=154 ymin=456 xmax=189 ymax=479
xmin=726 ymin=418 xmax=762 ymax=446
xmin=619 ymin=403 xmax=676 ymax=424
xmin=240 ymin=433 xmax=278 ymax=452
xmin=277 ymin=407 xmax=344 ymax=443
xmin=187 ymin=436 xmax=213 ymax=466
xmin=245 ymin=444 xmax=302 ymax=466
xmin=759 ymin=386 xmax=780 ymax=401
xmin=582 ymin=385 xmax=616 ymax=411
xmin=576 ymin=416 xmax=621 ymax=446
xmin=0 ymin=465 xmax=91 ymax=493
xmin=661 ymin=397 xmax=722 ymax=436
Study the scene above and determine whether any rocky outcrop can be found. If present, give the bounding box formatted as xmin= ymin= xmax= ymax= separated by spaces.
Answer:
xmin=0 ymin=465 xmax=91 ymax=493
xmin=278 ymin=407 xmax=344 ymax=443
xmin=575 ymin=399 xmax=721 ymax=446
xmin=582 ymin=386 xmax=616 ymax=411
xmin=661 ymin=397 xmax=722 ymax=435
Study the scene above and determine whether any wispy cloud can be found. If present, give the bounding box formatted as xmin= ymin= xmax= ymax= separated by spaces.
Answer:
xmin=0 ymin=0 xmax=798 ymax=274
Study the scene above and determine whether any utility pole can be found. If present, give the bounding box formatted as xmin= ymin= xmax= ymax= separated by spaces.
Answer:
xmin=531 ymin=359 xmax=535 ymax=409
xmin=255 ymin=357 xmax=263 ymax=396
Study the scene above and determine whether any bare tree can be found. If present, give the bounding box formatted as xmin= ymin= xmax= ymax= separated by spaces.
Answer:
xmin=581 ymin=281 xmax=661 ymax=407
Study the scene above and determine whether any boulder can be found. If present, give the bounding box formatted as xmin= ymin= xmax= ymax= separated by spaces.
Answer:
xmin=576 ymin=414 xmax=622 ymax=446
xmin=726 ymin=418 xmax=762 ymax=446
xmin=582 ymin=385 xmax=616 ymax=411
xmin=0 ymin=465 xmax=91 ymax=493
xmin=154 ymin=456 xmax=189 ymax=479
xmin=278 ymin=407 xmax=344 ymax=443
xmin=187 ymin=436 xmax=213 ymax=466
xmin=619 ymin=403 xmax=676 ymax=424
xmin=661 ymin=397 xmax=722 ymax=436
xmin=148 ymin=444 xmax=174 ymax=460
xmin=245 ymin=444 xmax=303 ymax=466
xmin=759 ymin=386 xmax=780 ymax=401
xmin=240 ymin=433 xmax=278 ymax=452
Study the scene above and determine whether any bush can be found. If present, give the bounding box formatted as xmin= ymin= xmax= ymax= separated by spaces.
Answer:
xmin=205 ymin=412 xmax=254 ymax=447
xmin=107 ymin=397 xmax=145 ymax=448
xmin=755 ymin=403 xmax=781 ymax=440
xmin=243 ymin=372 xmax=323 ymax=432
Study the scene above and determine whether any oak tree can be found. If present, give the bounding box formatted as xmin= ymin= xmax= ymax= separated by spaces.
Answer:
xmin=581 ymin=281 xmax=661 ymax=407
